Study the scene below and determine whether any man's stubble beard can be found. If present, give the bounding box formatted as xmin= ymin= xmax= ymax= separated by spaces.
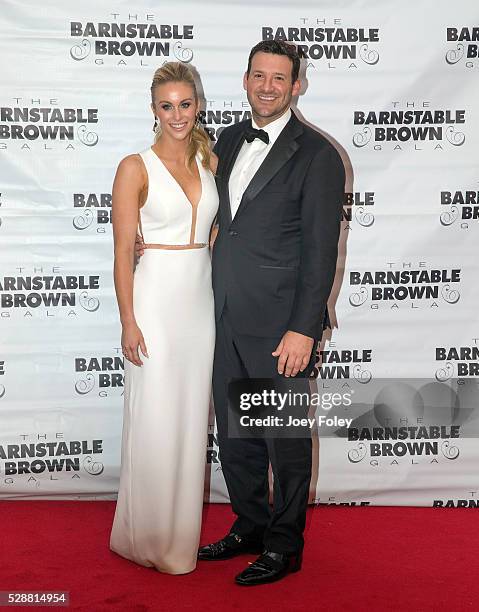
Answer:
xmin=248 ymin=93 xmax=293 ymax=127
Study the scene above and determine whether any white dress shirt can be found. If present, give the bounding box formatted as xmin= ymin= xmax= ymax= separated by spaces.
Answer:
xmin=229 ymin=108 xmax=292 ymax=219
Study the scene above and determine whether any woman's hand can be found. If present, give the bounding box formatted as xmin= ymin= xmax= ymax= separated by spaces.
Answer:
xmin=121 ymin=322 xmax=149 ymax=366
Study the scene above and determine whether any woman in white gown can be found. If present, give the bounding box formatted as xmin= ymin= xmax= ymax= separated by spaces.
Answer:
xmin=109 ymin=62 xmax=218 ymax=574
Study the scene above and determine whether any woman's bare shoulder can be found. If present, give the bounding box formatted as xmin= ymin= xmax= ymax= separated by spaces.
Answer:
xmin=116 ymin=153 xmax=147 ymax=183
xmin=118 ymin=153 xmax=145 ymax=171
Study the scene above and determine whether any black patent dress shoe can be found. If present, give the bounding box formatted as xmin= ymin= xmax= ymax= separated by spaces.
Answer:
xmin=198 ymin=533 xmax=263 ymax=561
xmin=234 ymin=550 xmax=302 ymax=586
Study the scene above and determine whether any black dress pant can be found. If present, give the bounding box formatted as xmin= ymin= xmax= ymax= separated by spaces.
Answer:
xmin=213 ymin=306 xmax=317 ymax=554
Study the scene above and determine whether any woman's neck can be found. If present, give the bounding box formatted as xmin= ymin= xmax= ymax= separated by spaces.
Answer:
xmin=154 ymin=133 xmax=189 ymax=162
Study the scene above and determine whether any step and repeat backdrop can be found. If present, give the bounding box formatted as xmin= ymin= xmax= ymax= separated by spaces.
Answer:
xmin=1 ymin=0 xmax=478 ymax=507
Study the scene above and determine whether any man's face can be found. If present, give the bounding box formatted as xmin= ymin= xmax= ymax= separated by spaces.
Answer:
xmin=243 ymin=51 xmax=301 ymax=126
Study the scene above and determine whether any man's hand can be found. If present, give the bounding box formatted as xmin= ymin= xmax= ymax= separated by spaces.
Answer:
xmin=272 ymin=331 xmax=314 ymax=377
xmin=210 ymin=224 xmax=219 ymax=248
xmin=135 ymin=233 xmax=145 ymax=258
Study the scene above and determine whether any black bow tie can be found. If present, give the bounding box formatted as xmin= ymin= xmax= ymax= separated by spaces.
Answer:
xmin=244 ymin=126 xmax=269 ymax=145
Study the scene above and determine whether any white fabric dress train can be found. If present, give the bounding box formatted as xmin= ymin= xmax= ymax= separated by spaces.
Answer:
xmin=110 ymin=147 xmax=218 ymax=574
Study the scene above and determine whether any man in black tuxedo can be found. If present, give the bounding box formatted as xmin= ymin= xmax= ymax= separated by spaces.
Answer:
xmin=198 ymin=40 xmax=345 ymax=585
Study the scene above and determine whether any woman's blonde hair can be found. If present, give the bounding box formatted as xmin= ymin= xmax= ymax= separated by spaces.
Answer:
xmin=150 ymin=62 xmax=211 ymax=170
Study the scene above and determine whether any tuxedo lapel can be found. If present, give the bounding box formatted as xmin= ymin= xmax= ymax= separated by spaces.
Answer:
xmin=219 ymin=124 xmax=249 ymax=226
xmin=233 ymin=113 xmax=303 ymax=221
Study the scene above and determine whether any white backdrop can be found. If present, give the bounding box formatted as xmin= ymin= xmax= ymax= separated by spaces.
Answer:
xmin=1 ymin=0 xmax=478 ymax=507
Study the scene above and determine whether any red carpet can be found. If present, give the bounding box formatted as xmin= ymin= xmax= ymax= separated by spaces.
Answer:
xmin=0 ymin=501 xmax=476 ymax=611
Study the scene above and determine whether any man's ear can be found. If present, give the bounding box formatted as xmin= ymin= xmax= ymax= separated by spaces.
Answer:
xmin=243 ymin=72 xmax=248 ymax=91
xmin=292 ymin=79 xmax=301 ymax=97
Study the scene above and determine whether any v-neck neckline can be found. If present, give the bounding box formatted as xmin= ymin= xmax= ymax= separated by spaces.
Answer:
xmin=150 ymin=147 xmax=203 ymax=210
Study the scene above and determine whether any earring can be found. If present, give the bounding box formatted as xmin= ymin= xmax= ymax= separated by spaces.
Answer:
xmin=194 ymin=113 xmax=201 ymax=129
xmin=152 ymin=117 xmax=161 ymax=134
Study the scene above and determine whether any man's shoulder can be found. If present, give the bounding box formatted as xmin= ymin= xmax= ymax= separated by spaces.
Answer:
xmin=298 ymin=120 xmax=335 ymax=151
xmin=213 ymin=120 xmax=247 ymax=155
xmin=296 ymin=119 xmax=343 ymax=168
xmin=220 ymin=119 xmax=249 ymax=139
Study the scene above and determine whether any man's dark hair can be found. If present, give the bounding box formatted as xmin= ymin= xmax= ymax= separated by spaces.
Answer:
xmin=247 ymin=40 xmax=300 ymax=83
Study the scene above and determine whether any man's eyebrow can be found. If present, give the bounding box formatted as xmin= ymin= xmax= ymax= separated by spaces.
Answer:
xmin=251 ymin=70 xmax=287 ymax=77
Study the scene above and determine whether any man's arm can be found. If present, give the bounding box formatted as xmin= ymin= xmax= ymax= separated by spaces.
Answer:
xmin=208 ymin=131 xmax=228 ymax=245
xmin=212 ymin=129 xmax=226 ymax=158
xmin=273 ymin=144 xmax=344 ymax=377
xmin=288 ymin=144 xmax=345 ymax=339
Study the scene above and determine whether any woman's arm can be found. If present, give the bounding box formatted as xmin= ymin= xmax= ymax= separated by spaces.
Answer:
xmin=112 ymin=154 xmax=148 ymax=366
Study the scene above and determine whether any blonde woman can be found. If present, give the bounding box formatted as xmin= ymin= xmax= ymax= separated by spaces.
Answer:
xmin=110 ymin=62 xmax=218 ymax=574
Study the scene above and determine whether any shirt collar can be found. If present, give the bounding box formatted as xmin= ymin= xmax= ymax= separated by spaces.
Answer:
xmin=251 ymin=108 xmax=291 ymax=145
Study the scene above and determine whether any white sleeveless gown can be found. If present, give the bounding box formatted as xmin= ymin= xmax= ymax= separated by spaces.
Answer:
xmin=110 ymin=148 xmax=218 ymax=574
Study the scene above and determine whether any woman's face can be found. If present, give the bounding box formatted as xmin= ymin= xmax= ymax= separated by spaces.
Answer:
xmin=151 ymin=81 xmax=198 ymax=142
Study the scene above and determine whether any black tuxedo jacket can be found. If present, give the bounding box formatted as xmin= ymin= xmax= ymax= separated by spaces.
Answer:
xmin=212 ymin=111 xmax=345 ymax=340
